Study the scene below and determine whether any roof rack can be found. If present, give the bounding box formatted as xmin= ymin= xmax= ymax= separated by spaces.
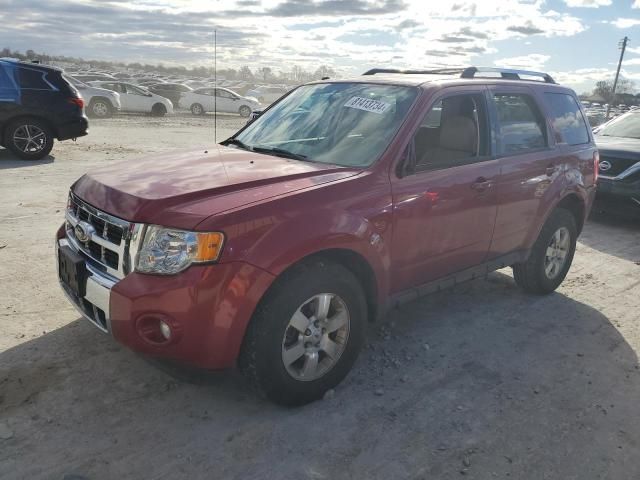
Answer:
xmin=362 ymin=68 xmax=464 ymax=76
xmin=362 ymin=66 xmax=556 ymax=84
xmin=461 ymin=67 xmax=556 ymax=84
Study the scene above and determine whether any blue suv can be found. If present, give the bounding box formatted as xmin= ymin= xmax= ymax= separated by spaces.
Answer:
xmin=0 ymin=58 xmax=88 ymax=160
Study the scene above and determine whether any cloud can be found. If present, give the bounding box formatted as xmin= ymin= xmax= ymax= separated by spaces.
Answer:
xmin=507 ymin=22 xmax=545 ymax=35
xmin=609 ymin=18 xmax=640 ymax=28
xmin=633 ymin=0 xmax=640 ymax=7
xmin=494 ymin=54 xmax=551 ymax=70
xmin=266 ymin=0 xmax=407 ymax=17
xmin=563 ymin=0 xmax=612 ymax=7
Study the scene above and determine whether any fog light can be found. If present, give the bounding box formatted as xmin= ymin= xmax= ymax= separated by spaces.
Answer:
xmin=159 ymin=320 xmax=171 ymax=340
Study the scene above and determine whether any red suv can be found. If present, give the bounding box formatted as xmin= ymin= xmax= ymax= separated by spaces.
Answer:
xmin=57 ymin=67 xmax=598 ymax=405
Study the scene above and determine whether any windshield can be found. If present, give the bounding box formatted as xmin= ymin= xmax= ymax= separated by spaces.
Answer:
xmin=596 ymin=112 xmax=640 ymax=139
xmin=232 ymin=82 xmax=418 ymax=167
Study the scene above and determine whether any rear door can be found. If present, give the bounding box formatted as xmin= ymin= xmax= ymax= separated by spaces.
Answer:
xmin=0 ymin=63 xmax=20 ymax=127
xmin=486 ymin=86 xmax=561 ymax=258
xmin=390 ymin=87 xmax=500 ymax=292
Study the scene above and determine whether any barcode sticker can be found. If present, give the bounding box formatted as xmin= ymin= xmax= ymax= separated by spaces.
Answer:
xmin=344 ymin=96 xmax=391 ymax=114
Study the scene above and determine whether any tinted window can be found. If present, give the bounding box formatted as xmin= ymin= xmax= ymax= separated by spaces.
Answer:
xmin=410 ymin=93 xmax=489 ymax=172
xmin=18 ymin=67 xmax=53 ymax=90
xmin=494 ymin=94 xmax=547 ymax=154
xmin=545 ymin=93 xmax=589 ymax=145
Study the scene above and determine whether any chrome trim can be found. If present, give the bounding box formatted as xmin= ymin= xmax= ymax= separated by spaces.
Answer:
xmin=599 ymin=160 xmax=640 ymax=181
xmin=57 ymin=238 xmax=115 ymax=333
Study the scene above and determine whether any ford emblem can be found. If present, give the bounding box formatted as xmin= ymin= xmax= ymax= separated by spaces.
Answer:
xmin=74 ymin=221 xmax=94 ymax=243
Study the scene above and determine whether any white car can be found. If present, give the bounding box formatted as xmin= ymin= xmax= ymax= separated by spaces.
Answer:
xmin=181 ymin=87 xmax=261 ymax=117
xmin=89 ymin=81 xmax=173 ymax=116
xmin=245 ymin=86 xmax=290 ymax=104
xmin=65 ymin=75 xmax=121 ymax=118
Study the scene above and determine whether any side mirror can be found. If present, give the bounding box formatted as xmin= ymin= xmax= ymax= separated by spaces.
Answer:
xmin=249 ymin=110 xmax=263 ymax=122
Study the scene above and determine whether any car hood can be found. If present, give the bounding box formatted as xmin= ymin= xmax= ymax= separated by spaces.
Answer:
xmin=72 ymin=145 xmax=359 ymax=229
xmin=595 ymin=135 xmax=640 ymax=162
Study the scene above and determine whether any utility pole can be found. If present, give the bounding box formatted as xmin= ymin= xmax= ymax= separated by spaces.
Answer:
xmin=606 ymin=36 xmax=629 ymax=120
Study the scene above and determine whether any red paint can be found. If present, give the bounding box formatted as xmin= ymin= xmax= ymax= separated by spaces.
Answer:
xmin=66 ymin=77 xmax=597 ymax=369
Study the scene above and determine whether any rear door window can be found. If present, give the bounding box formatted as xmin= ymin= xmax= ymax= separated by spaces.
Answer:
xmin=544 ymin=93 xmax=590 ymax=145
xmin=493 ymin=94 xmax=547 ymax=155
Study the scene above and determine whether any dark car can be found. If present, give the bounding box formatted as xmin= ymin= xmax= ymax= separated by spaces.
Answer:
xmin=593 ymin=111 xmax=640 ymax=218
xmin=0 ymin=59 xmax=88 ymax=160
xmin=57 ymin=67 xmax=596 ymax=405
xmin=147 ymin=83 xmax=192 ymax=106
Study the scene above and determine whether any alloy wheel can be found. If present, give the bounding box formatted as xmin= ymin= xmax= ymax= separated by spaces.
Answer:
xmin=93 ymin=102 xmax=109 ymax=117
xmin=544 ymin=226 xmax=570 ymax=279
xmin=12 ymin=124 xmax=47 ymax=154
xmin=281 ymin=293 xmax=350 ymax=382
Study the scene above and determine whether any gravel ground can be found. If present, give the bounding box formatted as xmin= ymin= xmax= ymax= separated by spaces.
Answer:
xmin=1 ymin=115 xmax=639 ymax=480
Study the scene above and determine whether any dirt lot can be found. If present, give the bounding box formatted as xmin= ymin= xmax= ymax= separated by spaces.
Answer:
xmin=1 ymin=115 xmax=639 ymax=480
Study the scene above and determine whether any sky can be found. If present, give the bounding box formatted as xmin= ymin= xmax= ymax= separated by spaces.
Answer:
xmin=0 ymin=0 xmax=639 ymax=92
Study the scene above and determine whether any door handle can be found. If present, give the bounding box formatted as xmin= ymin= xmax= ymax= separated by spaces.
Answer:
xmin=471 ymin=177 xmax=492 ymax=192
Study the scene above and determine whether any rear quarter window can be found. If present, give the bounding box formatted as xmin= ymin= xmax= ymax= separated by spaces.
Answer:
xmin=0 ymin=64 xmax=19 ymax=100
xmin=544 ymin=93 xmax=590 ymax=145
xmin=18 ymin=67 xmax=55 ymax=90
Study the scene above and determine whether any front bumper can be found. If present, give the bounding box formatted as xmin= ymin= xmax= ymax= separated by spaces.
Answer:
xmin=57 ymin=228 xmax=275 ymax=369
xmin=595 ymin=177 xmax=640 ymax=218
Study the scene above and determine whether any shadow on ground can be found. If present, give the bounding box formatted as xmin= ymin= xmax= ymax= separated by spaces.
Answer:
xmin=0 ymin=148 xmax=54 ymax=168
xmin=580 ymin=212 xmax=640 ymax=263
xmin=1 ymin=272 xmax=639 ymax=479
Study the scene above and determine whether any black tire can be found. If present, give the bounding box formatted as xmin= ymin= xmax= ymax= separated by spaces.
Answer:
xmin=88 ymin=98 xmax=113 ymax=118
xmin=238 ymin=260 xmax=367 ymax=406
xmin=513 ymin=208 xmax=577 ymax=294
xmin=151 ymin=103 xmax=167 ymax=117
xmin=4 ymin=118 xmax=54 ymax=160
xmin=190 ymin=103 xmax=205 ymax=115
xmin=239 ymin=105 xmax=252 ymax=117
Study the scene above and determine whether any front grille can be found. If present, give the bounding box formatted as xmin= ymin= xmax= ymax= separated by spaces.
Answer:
xmin=66 ymin=193 xmax=133 ymax=279
xmin=599 ymin=156 xmax=639 ymax=177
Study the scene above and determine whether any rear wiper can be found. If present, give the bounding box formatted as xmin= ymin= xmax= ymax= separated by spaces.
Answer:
xmin=252 ymin=146 xmax=309 ymax=161
xmin=221 ymin=138 xmax=252 ymax=151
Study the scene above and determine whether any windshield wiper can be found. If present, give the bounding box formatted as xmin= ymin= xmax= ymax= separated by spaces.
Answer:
xmin=252 ymin=146 xmax=309 ymax=161
xmin=221 ymin=138 xmax=252 ymax=151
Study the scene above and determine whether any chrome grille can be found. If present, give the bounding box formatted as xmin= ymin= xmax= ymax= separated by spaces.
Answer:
xmin=65 ymin=192 xmax=136 ymax=280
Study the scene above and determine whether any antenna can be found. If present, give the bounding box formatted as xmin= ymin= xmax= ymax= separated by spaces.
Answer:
xmin=214 ymin=29 xmax=217 ymax=144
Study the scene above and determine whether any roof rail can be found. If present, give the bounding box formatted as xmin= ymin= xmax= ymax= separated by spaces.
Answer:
xmin=460 ymin=67 xmax=556 ymax=84
xmin=363 ymin=68 xmax=464 ymax=76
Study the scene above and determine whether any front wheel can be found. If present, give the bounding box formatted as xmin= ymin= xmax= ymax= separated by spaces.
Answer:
xmin=513 ymin=208 xmax=577 ymax=294
xmin=151 ymin=103 xmax=167 ymax=117
xmin=5 ymin=119 xmax=54 ymax=160
xmin=239 ymin=261 xmax=367 ymax=406
xmin=239 ymin=105 xmax=252 ymax=117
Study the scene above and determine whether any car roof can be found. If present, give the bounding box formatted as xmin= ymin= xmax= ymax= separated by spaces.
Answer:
xmin=312 ymin=67 xmax=575 ymax=93
xmin=0 ymin=58 xmax=63 ymax=73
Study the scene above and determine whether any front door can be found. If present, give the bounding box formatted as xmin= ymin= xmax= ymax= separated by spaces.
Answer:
xmin=391 ymin=88 xmax=499 ymax=292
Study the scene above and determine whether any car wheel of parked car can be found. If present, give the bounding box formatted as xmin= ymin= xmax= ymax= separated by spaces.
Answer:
xmin=5 ymin=119 xmax=54 ymax=160
xmin=151 ymin=103 xmax=167 ymax=117
xmin=239 ymin=105 xmax=252 ymax=117
xmin=239 ymin=260 xmax=367 ymax=406
xmin=190 ymin=103 xmax=204 ymax=115
xmin=513 ymin=208 xmax=577 ymax=294
xmin=89 ymin=99 xmax=112 ymax=118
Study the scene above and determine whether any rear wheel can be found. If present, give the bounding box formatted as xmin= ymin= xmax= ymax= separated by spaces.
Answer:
xmin=239 ymin=261 xmax=367 ymax=406
xmin=5 ymin=119 xmax=54 ymax=160
xmin=151 ymin=103 xmax=167 ymax=117
xmin=190 ymin=103 xmax=204 ymax=115
xmin=513 ymin=208 xmax=577 ymax=294
xmin=88 ymin=99 xmax=112 ymax=118
xmin=239 ymin=105 xmax=252 ymax=117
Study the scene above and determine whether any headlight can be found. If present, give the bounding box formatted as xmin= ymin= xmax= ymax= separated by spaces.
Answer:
xmin=136 ymin=225 xmax=224 ymax=275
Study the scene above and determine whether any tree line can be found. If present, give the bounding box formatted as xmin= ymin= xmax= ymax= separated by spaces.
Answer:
xmin=1 ymin=47 xmax=336 ymax=83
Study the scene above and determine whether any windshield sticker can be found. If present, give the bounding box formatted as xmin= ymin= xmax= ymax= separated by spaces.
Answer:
xmin=344 ymin=96 xmax=391 ymax=114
